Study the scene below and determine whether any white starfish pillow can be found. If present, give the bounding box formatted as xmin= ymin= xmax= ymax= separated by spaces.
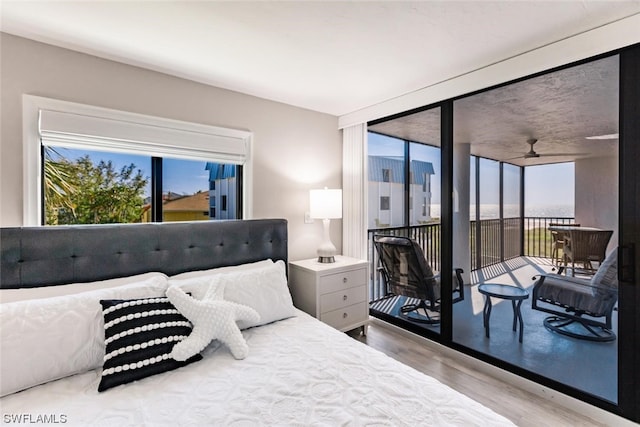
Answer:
xmin=166 ymin=282 xmax=260 ymax=361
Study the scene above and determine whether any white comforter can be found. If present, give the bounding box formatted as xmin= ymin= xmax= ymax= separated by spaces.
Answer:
xmin=0 ymin=311 xmax=514 ymax=426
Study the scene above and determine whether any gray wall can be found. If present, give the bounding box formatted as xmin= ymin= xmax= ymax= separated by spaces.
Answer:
xmin=0 ymin=33 xmax=341 ymax=261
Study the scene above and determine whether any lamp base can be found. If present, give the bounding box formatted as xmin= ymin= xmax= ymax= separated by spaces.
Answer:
xmin=316 ymin=218 xmax=337 ymax=264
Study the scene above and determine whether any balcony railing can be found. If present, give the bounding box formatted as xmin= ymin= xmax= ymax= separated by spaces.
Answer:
xmin=523 ymin=216 xmax=576 ymax=258
xmin=367 ymin=216 xmax=575 ymax=302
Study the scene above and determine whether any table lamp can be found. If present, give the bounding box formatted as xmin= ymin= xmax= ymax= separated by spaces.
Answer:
xmin=309 ymin=188 xmax=342 ymax=263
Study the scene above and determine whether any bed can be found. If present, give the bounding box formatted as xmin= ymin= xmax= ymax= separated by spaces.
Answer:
xmin=0 ymin=219 xmax=514 ymax=426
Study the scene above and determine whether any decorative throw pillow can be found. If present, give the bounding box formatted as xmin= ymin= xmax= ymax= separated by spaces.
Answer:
xmin=98 ymin=295 xmax=202 ymax=392
xmin=166 ymin=283 xmax=259 ymax=361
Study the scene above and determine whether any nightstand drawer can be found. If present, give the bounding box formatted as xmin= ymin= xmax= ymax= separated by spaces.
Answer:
xmin=319 ymin=268 xmax=366 ymax=294
xmin=320 ymin=285 xmax=367 ymax=313
xmin=320 ymin=301 xmax=367 ymax=330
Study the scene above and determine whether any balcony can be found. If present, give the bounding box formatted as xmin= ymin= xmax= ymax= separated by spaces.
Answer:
xmin=367 ymin=217 xmax=617 ymax=403
xmin=367 ymin=216 xmax=578 ymax=301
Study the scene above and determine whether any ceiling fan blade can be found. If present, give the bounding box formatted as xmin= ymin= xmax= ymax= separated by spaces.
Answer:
xmin=503 ymin=152 xmax=590 ymax=161
xmin=538 ymin=152 xmax=590 ymax=157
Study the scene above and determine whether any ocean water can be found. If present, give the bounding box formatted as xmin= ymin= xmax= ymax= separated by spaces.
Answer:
xmin=430 ymin=204 xmax=574 ymax=220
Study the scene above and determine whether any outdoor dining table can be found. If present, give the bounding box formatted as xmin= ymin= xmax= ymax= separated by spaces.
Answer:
xmin=547 ymin=225 xmax=604 ymax=232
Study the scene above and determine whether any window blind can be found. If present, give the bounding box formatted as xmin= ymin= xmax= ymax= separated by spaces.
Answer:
xmin=39 ymin=109 xmax=250 ymax=164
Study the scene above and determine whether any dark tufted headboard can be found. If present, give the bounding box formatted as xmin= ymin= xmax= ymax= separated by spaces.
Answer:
xmin=0 ymin=219 xmax=288 ymax=289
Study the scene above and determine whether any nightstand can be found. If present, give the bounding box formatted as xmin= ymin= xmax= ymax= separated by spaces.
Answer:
xmin=288 ymin=256 xmax=369 ymax=334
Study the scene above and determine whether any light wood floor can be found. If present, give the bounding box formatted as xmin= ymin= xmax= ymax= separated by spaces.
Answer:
xmin=349 ymin=321 xmax=610 ymax=427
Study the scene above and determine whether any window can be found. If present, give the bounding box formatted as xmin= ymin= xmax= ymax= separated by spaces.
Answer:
xmin=43 ymin=149 xmax=241 ymax=225
xmin=26 ymin=96 xmax=252 ymax=225
xmin=382 ymin=168 xmax=391 ymax=182
xmin=380 ymin=196 xmax=390 ymax=210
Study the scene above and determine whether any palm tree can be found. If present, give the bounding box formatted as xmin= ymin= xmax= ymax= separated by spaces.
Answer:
xmin=43 ymin=147 xmax=77 ymax=224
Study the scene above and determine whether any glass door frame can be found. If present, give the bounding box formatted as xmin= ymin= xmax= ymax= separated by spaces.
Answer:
xmin=617 ymin=42 xmax=640 ymax=422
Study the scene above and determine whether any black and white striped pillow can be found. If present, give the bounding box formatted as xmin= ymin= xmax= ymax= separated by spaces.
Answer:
xmin=98 ymin=296 xmax=202 ymax=392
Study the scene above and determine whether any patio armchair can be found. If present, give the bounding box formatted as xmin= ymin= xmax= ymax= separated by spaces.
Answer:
xmin=532 ymin=248 xmax=618 ymax=342
xmin=373 ymin=235 xmax=464 ymax=324
xmin=563 ymin=229 xmax=613 ymax=276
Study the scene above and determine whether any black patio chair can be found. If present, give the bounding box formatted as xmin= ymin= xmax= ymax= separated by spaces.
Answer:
xmin=532 ymin=248 xmax=618 ymax=342
xmin=373 ymin=235 xmax=464 ymax=324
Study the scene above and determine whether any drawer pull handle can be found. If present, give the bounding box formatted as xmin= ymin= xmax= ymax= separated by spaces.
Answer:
xmin=343 ymin=277 xmax=348 ymax=283
xmin=343 ymin=312 xmax=348 ymax=319
xmin=343 ymin=294 xmax=348 ymax=301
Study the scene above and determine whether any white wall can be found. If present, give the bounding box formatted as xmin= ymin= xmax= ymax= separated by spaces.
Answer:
xmin=453 ymin=143 xmax=471 ymax=284
xmin=575 ymin=154 xmax=619 ymax=252
xmin=0 ymin=33 xmax=341 ymax=261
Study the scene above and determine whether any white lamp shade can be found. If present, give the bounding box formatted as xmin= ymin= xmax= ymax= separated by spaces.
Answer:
xmin=309 ymin=189 xmax=342 ymax=219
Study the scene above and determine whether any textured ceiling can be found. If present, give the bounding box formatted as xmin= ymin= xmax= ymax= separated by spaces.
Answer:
xmin=368 ymin=55 xmax=619 ymax=167
xmin=1 ymin=1 xmax=639 ymax=116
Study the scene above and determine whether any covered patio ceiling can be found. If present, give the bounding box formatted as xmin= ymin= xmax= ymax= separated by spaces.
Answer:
xmin=368 ymin=55 xmax=619 ymax=167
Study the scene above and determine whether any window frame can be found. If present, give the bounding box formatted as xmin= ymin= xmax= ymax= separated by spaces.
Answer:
xmin=382 ymin=168 xmax=391 ymax=182
xmin=23 ymin=95 xmax=253 ymax=225
xmin=380 ymin=196 xmax=390 ymax=211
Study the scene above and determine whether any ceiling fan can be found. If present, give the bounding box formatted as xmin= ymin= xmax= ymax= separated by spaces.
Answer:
xmin=523 ymin=138 xmax=541 ymax=158
xmin=507 ymin=138 xmax=588 ymax=161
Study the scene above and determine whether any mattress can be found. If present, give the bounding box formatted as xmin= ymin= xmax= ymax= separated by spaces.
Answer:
xmin=0 ymin=310 xmax=514 ymax=426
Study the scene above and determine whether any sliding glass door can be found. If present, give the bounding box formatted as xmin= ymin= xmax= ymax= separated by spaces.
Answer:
xmin=451 ymin=54 xmax=620 ymax=404
xmin=368 ymin=106 xmax=443 ymax=337
xmin=366 ymin=45 xmax=640 ymax=421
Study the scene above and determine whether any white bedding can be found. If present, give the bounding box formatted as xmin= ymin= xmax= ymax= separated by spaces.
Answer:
xmin=0 ymin=310 xmax=514 ymax=426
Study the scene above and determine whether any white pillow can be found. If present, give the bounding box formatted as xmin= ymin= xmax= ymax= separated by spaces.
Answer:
xmin=169 ymin=259 xmax=274 ymax=281
xmin=168 ymin=260 xmax=296 ymax=329
xmin=0 ymin=272 xmax=168 ymax=303
xmin=0 ymin=275 xmax=168 ymax=397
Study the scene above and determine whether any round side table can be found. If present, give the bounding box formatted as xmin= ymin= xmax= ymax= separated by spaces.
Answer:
xmin=478 ymin=283 xmax=530 ymax=343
